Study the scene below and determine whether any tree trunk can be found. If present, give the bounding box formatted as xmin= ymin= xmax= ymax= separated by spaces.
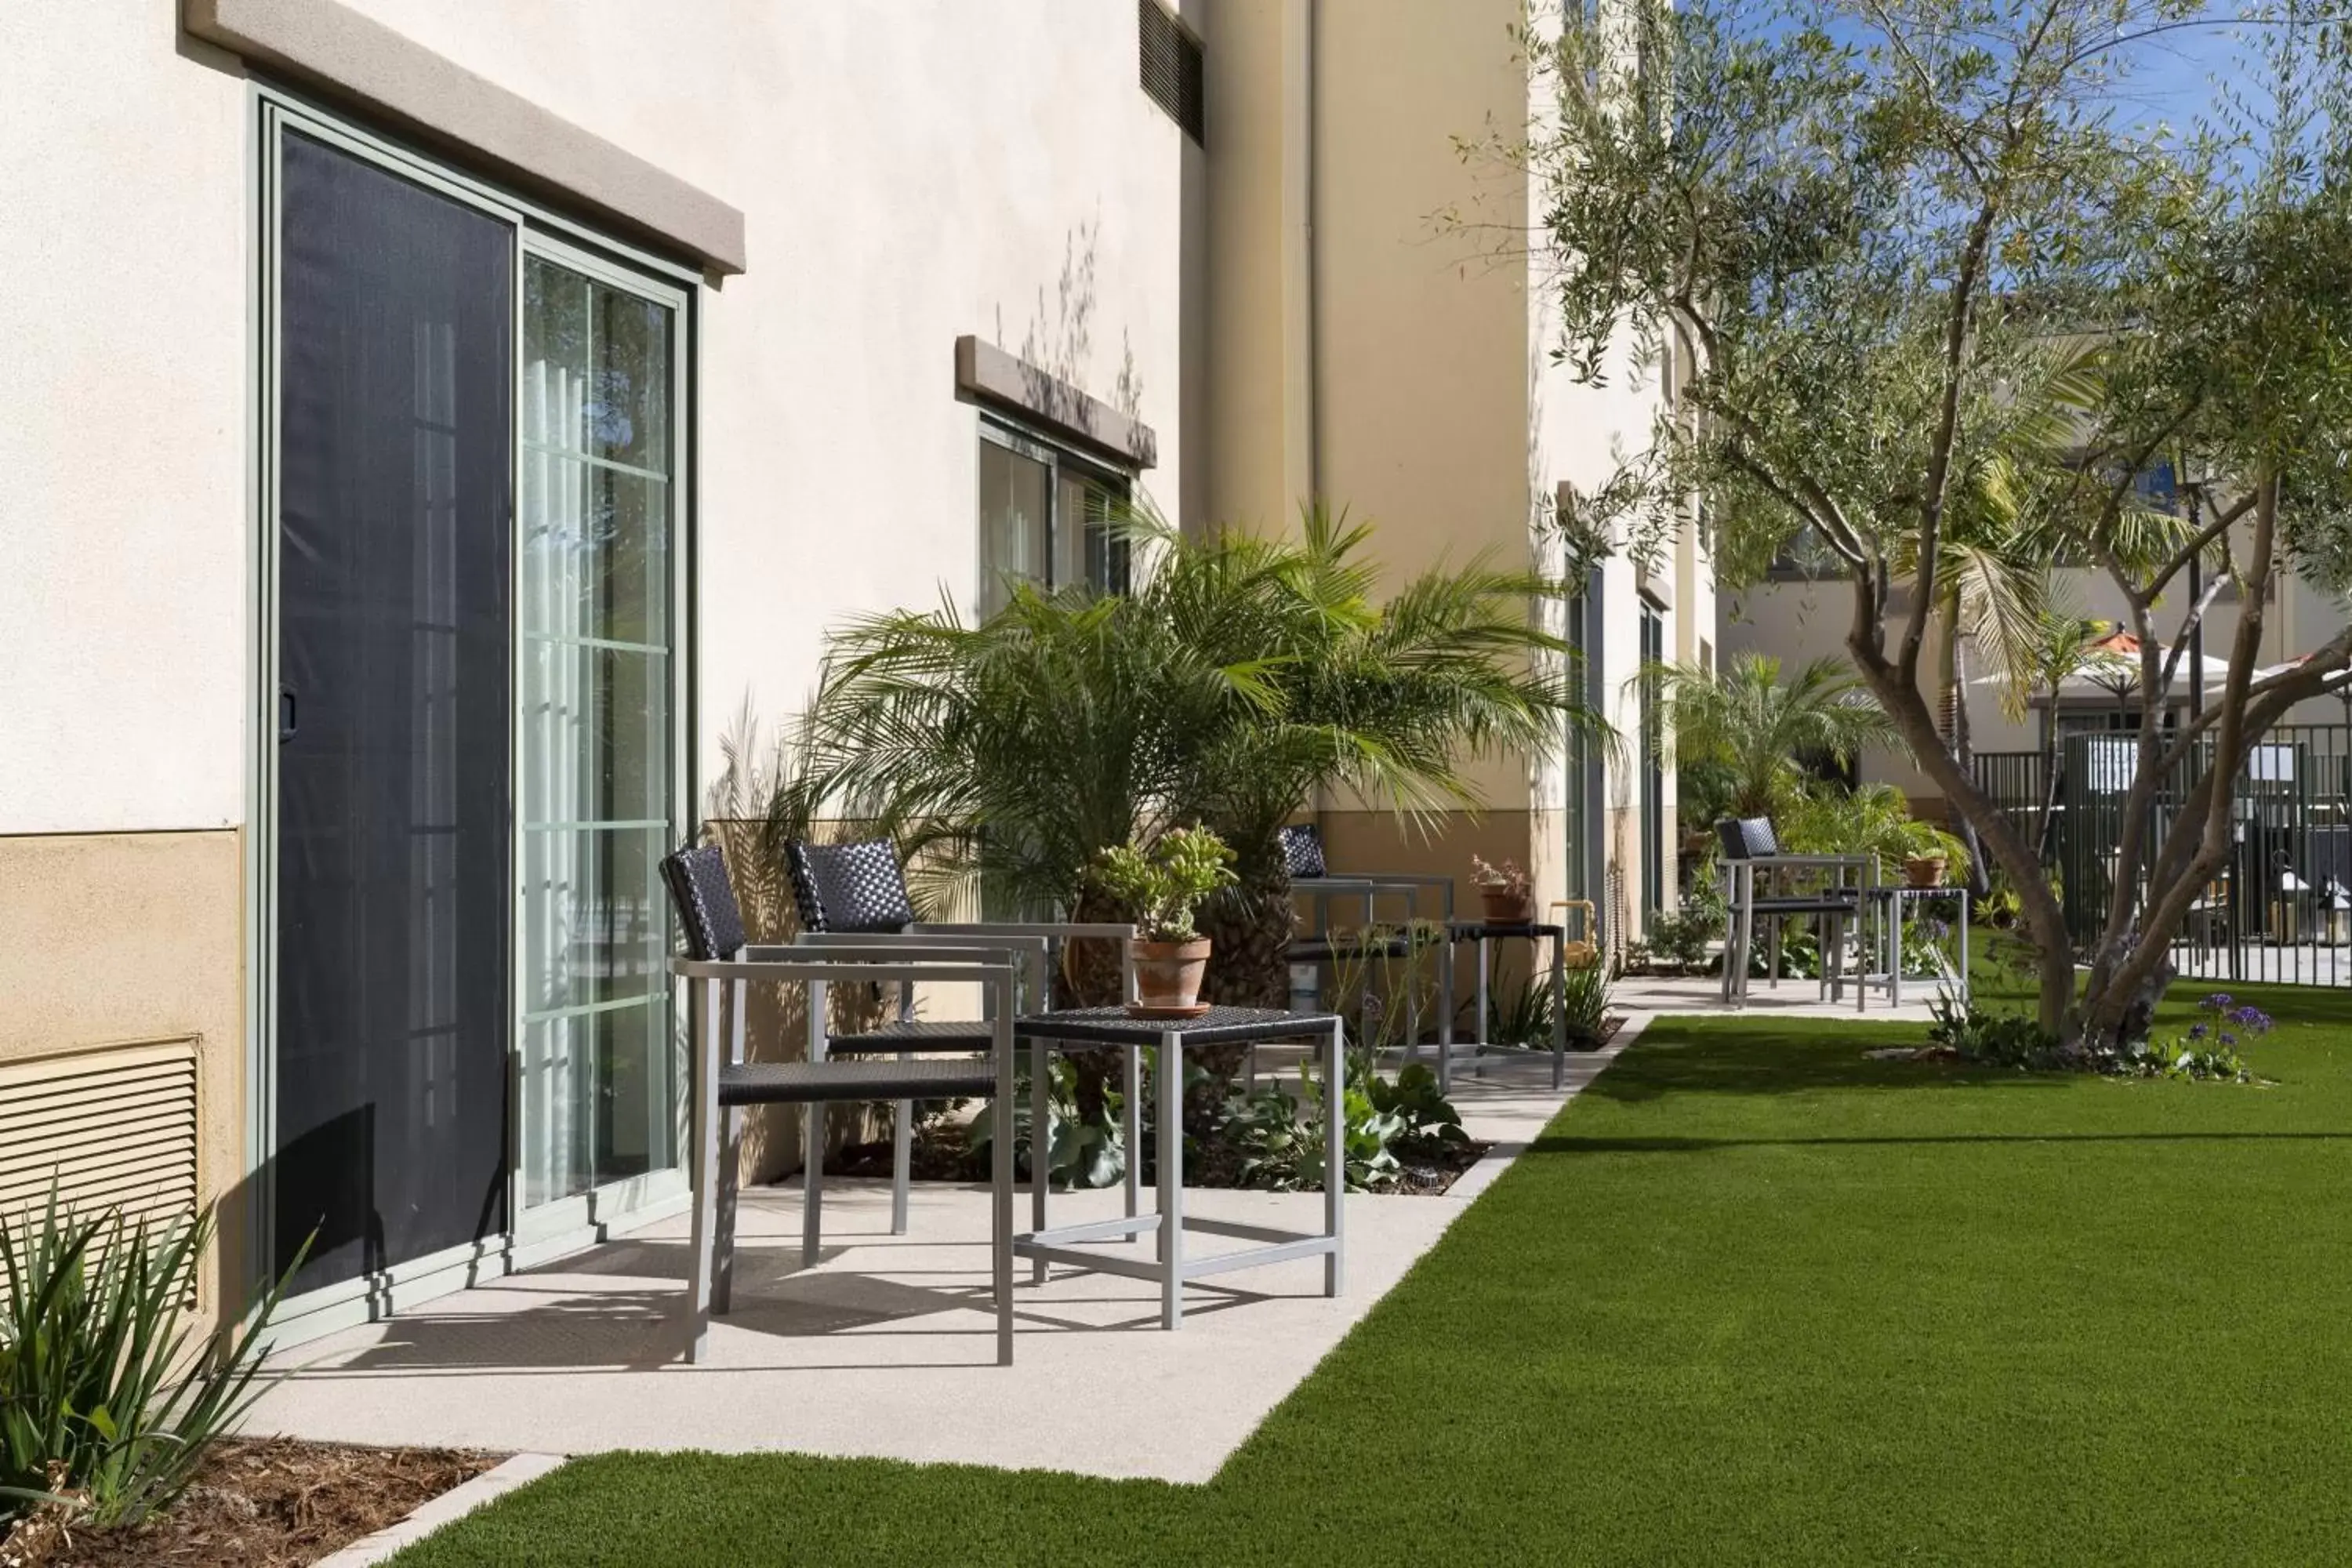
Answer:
xmin=1190 ymin=853 xmax=1296 ymax=1129
xmin=1058 ymin=887 xmax=1136 ymax=1138
xmin=1849 ymin=616 xmax=2074 ymax=1039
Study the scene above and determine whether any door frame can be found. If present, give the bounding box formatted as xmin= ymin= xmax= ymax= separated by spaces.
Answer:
xmin=248 ymin=87 xmax=699 ymax=1344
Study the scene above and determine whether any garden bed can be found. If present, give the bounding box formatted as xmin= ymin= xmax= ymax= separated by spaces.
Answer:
xmin=4 ymin=1438 xmax=500 ymax=1568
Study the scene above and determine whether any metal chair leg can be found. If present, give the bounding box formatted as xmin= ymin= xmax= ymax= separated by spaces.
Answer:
xmin=684 ymin=975 xmax=722 ymax=1363
xmin=714 ymin=977 xmax=746 ymax=1316
xmin=801 ymin=980 xmax=826 ymax=1269
xmin=993 ymin=993 xmax=1015 ymax=1366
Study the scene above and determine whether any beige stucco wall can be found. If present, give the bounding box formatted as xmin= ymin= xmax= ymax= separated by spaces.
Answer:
xmin=1205 ymin=0 xmax=1686 ymax=939
xmin=0 ymin=830 xmax=249 ymax=1323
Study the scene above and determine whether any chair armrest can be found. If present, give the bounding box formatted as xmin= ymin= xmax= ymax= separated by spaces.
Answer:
xmin=789 ymin=931 xmax=1050 ymax=957
xmin=909 ymin=921 xmax=1134 ymax=942
xmin=1747 ymin=854 xmax=1873 ymax=869
xmin=675 ymin=955 xmax=1017 ymax=985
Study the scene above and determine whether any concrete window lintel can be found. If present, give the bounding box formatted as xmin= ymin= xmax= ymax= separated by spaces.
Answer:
xmin=184 ymin=0 xmax=746 ymax=275
xmin=954 ymin=336 xmax=1158 ymax=471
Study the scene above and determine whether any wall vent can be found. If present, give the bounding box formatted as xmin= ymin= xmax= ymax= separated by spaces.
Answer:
xmin=1139 ymin=0 xmax=1205 ymax=147
xmin=0 ymin=1040 xmax=201 ymax=1250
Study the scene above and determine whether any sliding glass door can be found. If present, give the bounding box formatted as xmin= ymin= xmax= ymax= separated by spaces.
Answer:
xmin=262 ymin=100 xmax=691 ymax=1323
xmin=518 ymin=248 xmax=684 ymax=1208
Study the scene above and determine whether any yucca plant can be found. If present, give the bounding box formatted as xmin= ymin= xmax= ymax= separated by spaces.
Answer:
xmin=1 ymin=1188 xmax=299 ymax=1531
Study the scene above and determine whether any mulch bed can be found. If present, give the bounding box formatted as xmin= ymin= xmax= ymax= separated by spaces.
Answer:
xmin=5 ymin=1438 xmax=501 ymax=1568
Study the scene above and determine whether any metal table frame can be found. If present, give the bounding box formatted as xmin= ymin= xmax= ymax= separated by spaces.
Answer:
xmin=1012 ymin=1007 xmax=1347 ymax=1329
xmin=1436 ymin=920 xmax=1568 ymax=1092
xmin=1846 ymin=886 xmax=1972 ymax=1011
xmin=1290 ymin=873 xmax=1449 ymax=1070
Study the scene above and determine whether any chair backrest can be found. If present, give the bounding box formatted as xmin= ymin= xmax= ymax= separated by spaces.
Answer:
xmin=786 ymin=839 xmax=916 ymax=934
xmin=662 ymin=843 xmax=748 ymax=961
xmin=1277 ymin=822 xmax=1329 ymax=880
xmin=1715 ymin=817 xmax=1780 ymax=861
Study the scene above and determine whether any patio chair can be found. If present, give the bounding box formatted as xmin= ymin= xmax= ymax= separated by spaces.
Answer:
xmin=661 ymin=844 xmax=1018 ymax=1365
xmin=1714 ymin=818 xmax=1871 ymax=1007
xmin=1277 ymin=823 xmax=1447 ymax=1065
xmin=783 ymin=838 xmax=1140 ymax=1266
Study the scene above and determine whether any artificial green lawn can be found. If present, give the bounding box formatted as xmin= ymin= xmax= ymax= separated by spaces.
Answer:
xmin=394 ymin=975 xmax=2352 ymax=1565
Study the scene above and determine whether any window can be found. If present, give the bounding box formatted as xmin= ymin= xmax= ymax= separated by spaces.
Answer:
xmin=978 ymin=419 xmax=1131 ymax=615
xmin=1139 ymin=0 xmax=1205 ymax=146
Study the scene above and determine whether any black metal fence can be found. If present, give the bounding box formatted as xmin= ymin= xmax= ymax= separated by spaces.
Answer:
xmin=1973 ymin=725 xmax=2352 ymax=986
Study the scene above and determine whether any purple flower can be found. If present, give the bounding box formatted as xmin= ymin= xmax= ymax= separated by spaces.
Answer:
xmin=2188 ymin=1022 xmax=2208 ymax=1040
xmin=2229 ymin=1005 xmax=2274 ymax=1035
xmin=2220 ymin=1031 xmax=2239 ymax=1047
xmin=2202 ymin=993 xmax=2234 ymax=1013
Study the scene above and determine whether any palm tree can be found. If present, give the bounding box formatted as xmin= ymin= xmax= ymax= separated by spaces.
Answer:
xmin=1649 ymin=651 xmax=1900 ymax=821
xmin=794 ymin=506 xmax=1592 ymax=1020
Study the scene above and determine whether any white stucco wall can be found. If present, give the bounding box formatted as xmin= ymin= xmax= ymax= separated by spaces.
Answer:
xmin=0 ymin=2 xmax=1185 ymax=835
xmin=339 ymin=0 xmax=1189 ymax=798
xmin=0 ymin=9 xmax=252 ymax=833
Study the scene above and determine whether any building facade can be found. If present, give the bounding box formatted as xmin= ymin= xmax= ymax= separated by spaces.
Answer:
xmin=1 ymin=0 xmax=1692 ymax=1339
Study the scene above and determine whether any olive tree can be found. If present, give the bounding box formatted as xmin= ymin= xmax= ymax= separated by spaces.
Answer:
xmin=1503 ymin=0 xmax=2352 ymax=1045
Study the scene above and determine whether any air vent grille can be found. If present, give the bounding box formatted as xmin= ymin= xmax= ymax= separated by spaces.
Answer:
xmin=1139 ymin=0 xmax=1204 ymax=147
xmin=0 ymin=1040 xmax=201 ymax=1254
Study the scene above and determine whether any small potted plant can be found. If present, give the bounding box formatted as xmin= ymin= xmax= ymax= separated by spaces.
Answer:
xmin=1472 ymin=855 xmax=1534 ymax=924
xmin=1089 ymin=826 xmax=1238 ymax=1014
xmin=1899 ymin=819 xmax=1959 ymax=889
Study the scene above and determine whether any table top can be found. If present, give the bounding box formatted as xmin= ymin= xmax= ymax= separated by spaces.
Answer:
xmin=1014 ymin=1005 xmax=1343 ymax=1047
xmin=1445 ymin=920 xmax=1566 ymax=939
xmin=1860 ymin=884 xmax=1972 ymax=901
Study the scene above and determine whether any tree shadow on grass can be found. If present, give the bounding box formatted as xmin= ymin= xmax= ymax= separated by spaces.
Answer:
xmin=1588 ymin=1020 xmax=2069 ymax=1103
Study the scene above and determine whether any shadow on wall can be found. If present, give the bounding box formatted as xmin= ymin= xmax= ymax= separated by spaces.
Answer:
xmin=994 ymin=212 xmax=1147 ymax=437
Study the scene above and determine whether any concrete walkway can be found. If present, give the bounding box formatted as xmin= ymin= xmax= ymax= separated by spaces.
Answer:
xmin=1614 ymin=970 xmax=1950 ymax=1021
xmin=251 ymin=1029 xmax=1638 ymax=1483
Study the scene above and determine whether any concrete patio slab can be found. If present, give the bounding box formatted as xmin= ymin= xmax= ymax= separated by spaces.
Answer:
xmin=1614 ymin=971 xmax=1950 ymax=1021
xmin=249 ymin=1028 xmax=1639 ymax=1484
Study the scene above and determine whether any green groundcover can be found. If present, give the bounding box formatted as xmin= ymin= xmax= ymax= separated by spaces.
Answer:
xmin=394 ymin=978 xmax=2352 ymax=1566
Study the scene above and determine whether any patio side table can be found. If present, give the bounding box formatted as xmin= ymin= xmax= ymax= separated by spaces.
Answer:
xmin=1849 ymin=886 xmax=1971 ymax=1011
xmin=1440 ymin=920 xmax=1567 ymax=1092
xmin=1013 ymin=1006 xmax=1346 ymax=1329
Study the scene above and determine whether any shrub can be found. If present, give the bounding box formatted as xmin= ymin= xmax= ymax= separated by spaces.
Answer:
xmin=1928 ymin=996 xmax=2065 ymax=1069
xmin=1645 ymin=909 xmax=1719 ymax=975
xmin=2 ymin=1191 xmax=296 ymax=1532
xmin=1225 ymin=1069 xmax=1404 ymax=1193
xmin=1365 ymin=1062 xmax=1469 ymax=1154
xmin=1559 ymin=962 xmax=1614 ymax=1047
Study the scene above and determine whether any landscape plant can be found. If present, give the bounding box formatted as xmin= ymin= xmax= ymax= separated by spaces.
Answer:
xmin=1087 ymin=826 xmax=1237 ymax=942
xmin=794 ymin=509 xmax=1589 ymax=1111
xmin=2 ymin=1192 xmax=297 ymax=1534
xmin=1643 ymin=652 xmax=1900 ymax=822
xmin=1501 ymin=0 xmax=2352 ymax=1051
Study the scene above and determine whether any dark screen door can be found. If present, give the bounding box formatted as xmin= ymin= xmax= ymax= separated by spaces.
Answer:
xmin=274 ymin=130 xmax=514 ymax=1295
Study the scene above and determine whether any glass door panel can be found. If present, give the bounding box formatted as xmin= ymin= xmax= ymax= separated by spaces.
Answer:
xmin=519 ymin=251 xmax=679 ymax=1209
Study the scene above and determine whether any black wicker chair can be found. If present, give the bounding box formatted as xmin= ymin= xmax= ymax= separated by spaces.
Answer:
xmin=659 ymin=844 xmax=1018 ymax=1364
xmin=1712 ymin=817 xmax=1873 ymax=1006
xmin=1276 ymin=823 xmax=1453 ymax=1072
xmin=783 ymin=839 xmax=1142 ymax=1272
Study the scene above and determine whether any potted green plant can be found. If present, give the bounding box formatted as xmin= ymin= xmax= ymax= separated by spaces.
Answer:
xmin=1899 ymin=818 xmax=1964 ymax=889
xmin=1090 ymin=826 xmax=1238 ymax=1014
xmin=1471 ymin=855 xmax=1534 ymax=924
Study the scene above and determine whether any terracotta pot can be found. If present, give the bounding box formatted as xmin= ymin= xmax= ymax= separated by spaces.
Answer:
xmin=1131 ymin=937 xmax=1211 ymax=1009
xmin=1479 ymin=888 xmax=1535 ymax=924
xmin=1904 ymin=855 xmax=1947 ymax=890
